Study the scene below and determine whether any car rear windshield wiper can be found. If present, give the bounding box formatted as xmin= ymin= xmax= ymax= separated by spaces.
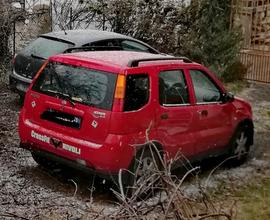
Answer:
xmin=31 ymin=54 xmax=46 ymax=60
xmin=47 ymin=90 xmax=76 ymax=107
xmin=47 ymin=64 xmax=76 ymax=107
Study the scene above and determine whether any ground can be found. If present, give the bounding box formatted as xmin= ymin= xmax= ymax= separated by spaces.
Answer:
xmin=0 ymin=81 xmax=269 ymax=219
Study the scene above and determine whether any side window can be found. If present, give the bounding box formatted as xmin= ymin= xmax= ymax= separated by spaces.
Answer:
xmin=124 ymin=74 xmax=149 ymax=111
xmin=120 ymin=40 xmax=150 ymax=53
xmin=190 ymin=69 xmax=221 ymax=103
xmin=159 ymin=70 xmax=189 ymax=105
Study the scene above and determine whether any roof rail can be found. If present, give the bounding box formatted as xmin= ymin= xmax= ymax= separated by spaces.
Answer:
xmin=127 ymin=57 xmax=193 ymax=67
xmin=64 ymin=46 xmax=122 ymax=53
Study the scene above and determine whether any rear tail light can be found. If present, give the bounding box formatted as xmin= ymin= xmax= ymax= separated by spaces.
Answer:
xmin=12 ymin=54 xmax=17 ymax=65
xmin=29 ymin=61 xmax=49 ymax=90
xmin=113 ymin=74 xmax=126 ymax=112
xmin=114 ymin=75 xmax=126 ymax=99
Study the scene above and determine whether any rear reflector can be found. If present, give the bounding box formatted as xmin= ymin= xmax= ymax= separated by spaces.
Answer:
xmin=114 ymin=74 xmax=126 ymax=99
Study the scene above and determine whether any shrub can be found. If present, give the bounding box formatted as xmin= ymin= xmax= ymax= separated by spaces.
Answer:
xmin=222 ymin=61 xmax=247 ymax=82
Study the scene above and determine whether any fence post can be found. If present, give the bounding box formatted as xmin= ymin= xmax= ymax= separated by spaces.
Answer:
xmin=50 ymin=0 xmax=53 ymax=31
xmin=13 ymin=21 xmax=16 ymax=56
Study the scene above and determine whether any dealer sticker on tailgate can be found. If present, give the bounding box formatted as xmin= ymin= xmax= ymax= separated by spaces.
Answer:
xmin=31 ymin=130 xmax=81 ymax=155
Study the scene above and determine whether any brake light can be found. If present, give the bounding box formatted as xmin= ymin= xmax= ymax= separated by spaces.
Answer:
xmin=114 ymin=75 xmax=126 ymax=99
xmin=113 ymin=74 xmax=126 ymax=112
xmin=30 ymin=60 xmax=49 ymax=87
xmin=12 ymin=54 xmax=17 ymax=65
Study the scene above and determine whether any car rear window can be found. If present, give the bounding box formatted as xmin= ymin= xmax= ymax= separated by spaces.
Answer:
xmin=22 ymin=37 xmax=73 ymax=59
xmin=32 ymin=62 xmax=117 ymax=110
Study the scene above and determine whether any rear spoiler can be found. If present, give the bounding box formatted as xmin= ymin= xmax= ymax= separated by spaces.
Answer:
xmin=64 ymin=46 xmax=122 ymax=53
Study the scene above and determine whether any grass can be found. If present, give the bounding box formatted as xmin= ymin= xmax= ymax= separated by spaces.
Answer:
xmin=235 ymin=178 xmax=270 ymax=220
xmin=225 ymin=80 xmax=250 ymax=94
xmin=267 ymin=110 xmax=270 ymax=118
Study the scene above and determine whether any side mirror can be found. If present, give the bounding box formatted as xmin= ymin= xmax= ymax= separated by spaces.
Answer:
xmin=222 ymin=92 xmax=235 ymax=103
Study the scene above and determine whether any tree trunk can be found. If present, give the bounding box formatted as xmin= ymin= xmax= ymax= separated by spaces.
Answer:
xmin=0 ymin=25 xmax=11 ymax=59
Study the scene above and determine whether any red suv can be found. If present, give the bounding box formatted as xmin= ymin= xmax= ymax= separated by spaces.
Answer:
xmin=19 ymin=51 xmax=253 ymax=188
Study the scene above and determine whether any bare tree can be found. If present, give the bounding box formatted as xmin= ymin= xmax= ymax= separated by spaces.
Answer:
xmin=51 ymin=0 xmax=97 ymax=31
xmin=0 ymin=0 xmax=21 ymax=59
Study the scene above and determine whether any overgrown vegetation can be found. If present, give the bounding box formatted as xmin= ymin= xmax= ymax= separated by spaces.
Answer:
xmin=1 ymin=0 xmax=244 ymax=82
xmin=181 ymin=0 xmax=242 ymax=79
xmin=83 ymin=0 xmax=243 ymax=81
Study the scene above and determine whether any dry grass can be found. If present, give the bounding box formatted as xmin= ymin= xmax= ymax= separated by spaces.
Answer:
xmin=107 ymin=127 xmax=235 ymax=220
xmin=235 ymin=178 xmax=270 ymax=220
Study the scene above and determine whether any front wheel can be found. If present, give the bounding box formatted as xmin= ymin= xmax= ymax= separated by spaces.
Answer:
xmin=228 ymin=125 xmax=251 ymax=165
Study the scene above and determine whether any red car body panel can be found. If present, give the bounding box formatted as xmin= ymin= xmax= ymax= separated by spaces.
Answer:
xmin=18 ymin=51 xmax=253 ymax=176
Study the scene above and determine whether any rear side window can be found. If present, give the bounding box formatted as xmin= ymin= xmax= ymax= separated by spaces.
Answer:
xmin=32 ymin=62 xmax=117 ymax=110
xmin=124 ymin=74 xmax=149 ymax=111
xmin=22 ymin=37 xmax=73 ymax=59
xmin=159 ymin=70 xmax=189 ymax=105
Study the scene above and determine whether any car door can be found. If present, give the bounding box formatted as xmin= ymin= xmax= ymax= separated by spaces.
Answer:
xmin=188 ymin=68 xmax=234 ymax=154
xmin=156 ymin=69 xmax=196 ymax=160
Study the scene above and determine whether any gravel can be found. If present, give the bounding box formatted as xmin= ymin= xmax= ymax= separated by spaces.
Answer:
xmin=0 ymin=81 xmax=269 ymax=219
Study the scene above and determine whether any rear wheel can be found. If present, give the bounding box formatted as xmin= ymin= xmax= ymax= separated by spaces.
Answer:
xmin=19 ymin=94 xmax=25 ymax=104
xmin=123 ymin=144 xmax=163 ymax=199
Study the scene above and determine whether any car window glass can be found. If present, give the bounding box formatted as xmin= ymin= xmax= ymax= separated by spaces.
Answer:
xmin=120 ymin=40 xmax=150 ymax=53
xmin=32 ymin=62 xmax=117 ymax=110
xmin=124 ymin=74 xmax=149 ymax=111
xmin=22 ymin=37 xmax=73 ymax=59
xmin=88 ymin=39 xmax=119 ymax=47
xmin=159 ymin=70 xmax=189 ymax=105
xmin=190 ymin=69 xmax=221 ymax=103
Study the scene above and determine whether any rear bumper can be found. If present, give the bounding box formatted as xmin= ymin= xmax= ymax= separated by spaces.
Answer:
xmin=19 ymin=109 xmax=135 ymax=175
xmin=9 ymin=69 xmax=32 ymax=95
xmin=20 ymin=142 xmax=118 ymax=180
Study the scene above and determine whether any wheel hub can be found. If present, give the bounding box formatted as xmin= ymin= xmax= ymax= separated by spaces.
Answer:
xmin=234 ymin=132 xmax=247 ymax=159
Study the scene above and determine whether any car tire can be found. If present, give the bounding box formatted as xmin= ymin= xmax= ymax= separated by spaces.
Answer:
xmin=228 ymin=125 xmax=251 ymax=165
xmin=31 ymin=152 xmax=58 ymax=170
xmin=121 ymin=144 xmax=163 ymax=200
xmin=19 ymin=94 xmax=25 ymax=104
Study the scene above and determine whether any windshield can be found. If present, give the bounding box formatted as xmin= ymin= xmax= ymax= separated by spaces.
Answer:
xmin=32 ymin=62 xmax=117 ymax=110
xmin=22 ymin=37 xmax=73 ymax=59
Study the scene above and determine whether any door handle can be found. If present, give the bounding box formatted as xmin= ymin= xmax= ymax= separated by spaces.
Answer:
xmin=160 ymin=113 xmax=169 ymax=120
xmin=197 ymin=110 xmax=208 ymax=117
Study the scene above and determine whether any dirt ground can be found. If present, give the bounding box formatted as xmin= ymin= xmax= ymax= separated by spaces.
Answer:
xmin=0 ymin=81 xmax=269 ymax=219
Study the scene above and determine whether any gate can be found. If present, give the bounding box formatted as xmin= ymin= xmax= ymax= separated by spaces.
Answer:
xmin=231 ymin=0 xmax=270 ymax=83
xmin=240 ymin=50 xmax=270 ymax=83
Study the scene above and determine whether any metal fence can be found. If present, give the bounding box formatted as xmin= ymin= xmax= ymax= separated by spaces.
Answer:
xmin=231 ymin=0 xmax=270 ymax=83
xmin=240 ymin=50 xmax=270 ymax=83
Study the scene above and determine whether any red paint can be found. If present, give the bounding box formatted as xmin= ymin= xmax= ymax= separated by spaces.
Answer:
xmin=19 ymin=51 xmax=253 ymax=175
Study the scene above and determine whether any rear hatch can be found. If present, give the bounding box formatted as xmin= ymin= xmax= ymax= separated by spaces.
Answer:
xmin=24 ymin=61 xmax=117 ymax=146
xmin=14 ymin=37 xmax=74 ymax=79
